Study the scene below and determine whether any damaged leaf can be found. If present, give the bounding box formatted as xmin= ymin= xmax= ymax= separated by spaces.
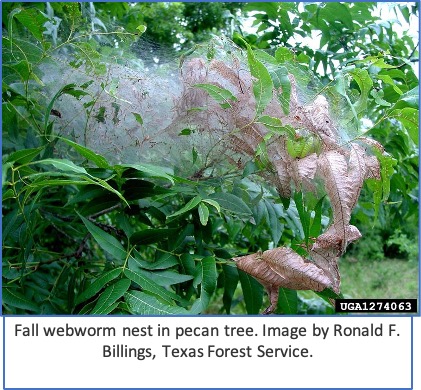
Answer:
xmin=233 ymin=247 xmax=333 ymax=314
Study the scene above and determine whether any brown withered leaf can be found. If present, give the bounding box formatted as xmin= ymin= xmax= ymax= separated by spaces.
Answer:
xmin=310 ymin=224 xmax=361 ymax=293
xmin=358 ymin=136 xmax=385 ymax=153
xmin=364 ymin=155 xmax=381 ymax=180
xmin=289 ymin=95 xmax=339 ymax=150
xmin=273 ymin=159 xmax=292 ymax=198
xmin=295 ymin=152 xmax=318 ymax=192
xmin=317 ymin=144 xmax=376 ymax=253
xmin=347 ymin=143 xmax=367 ymax=212
xmin=302 ymin=96 xmax=337 ymax=139
xmin=233 ymin=247 xmax=333 ymax=314
xmin=317 ymin=150 xmax=354 ymax=246
xmin=354 ymin=139 xmax=382 ymax=180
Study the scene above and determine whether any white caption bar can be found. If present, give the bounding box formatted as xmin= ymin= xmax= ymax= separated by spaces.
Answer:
xmin=4 ymin=316 xmax=411 ymax=389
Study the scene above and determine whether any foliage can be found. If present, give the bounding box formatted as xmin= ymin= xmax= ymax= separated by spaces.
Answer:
xmin=1 ymin=2 xmax=244 ymax=57
xmin=339 ymin=258 xmax=418 ymax=299
xmin=2 ymin=2 xmax=419 ymax=315
xmin=239 ymin=2 xmax=419 ymax=259
xmin=386 ymin=229 xmax=418 ymax=261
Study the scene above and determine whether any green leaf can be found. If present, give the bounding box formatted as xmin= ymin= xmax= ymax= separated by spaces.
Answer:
xmin=316 ymin=288 xmax=343 ymax=304
xmin=125 ymin=291 xmax=188 ymax=315
xmin=5 ymin=146 xmax=45 ymax=165
xmin=168 ymin=195 xmax=202 ymax=219
xmin=370 ymin=89 xmax=391 ymax=107
xmin=70 ymin=42 xmax=105 ymax=75
xmin=123 ymin=268 xmax=183 ymax=304
xmin=276 ymin=288 xmax=298 ymax=314
xmin=377 ymin=74 xmax=403 ymax=95
xmin=3 ymin=189 xmax=15 ymax=202
xmin=297 ymin=52 xmax=311 ymax=66
xmin=370 ymin=58 xmax=397 ymax=69
xmin=294 ymin=192 xmax=310 ymax=244
xmin=91 ymin=279 xmax=131 ymax=314
xmin=395 ymin=87 xmax=419 ymax=109
xmin=255 ymin=135 xmax=272 ymax=169
xmin=253 ymin=198 xmax=269 ymax=225
xmin=177 ymin=254 xmax=194 ymax=278
xmin=263 ymin=199 xmax=283 ymax=246
xmin=278 ymin=8 xmax=293 ymax=36
xmin=254 ymin=50 xmax=278 ymax=66
xmin=310 ymin=197 xmax=324 ymax=238
xmin=75 ymin=268 xmax=122 ymax=305
xmin=169 ymin=224 xmax=194 ymax=251
xmin=132 ymin=112 xmax=143 ymax=125
xmin=157 ymin=270 xmax=192 ymax=287
xmin=25 ymin=179 xmax=89 ymax=189
xmin=321 ymin=2 xmax=353 ymax=28
xmin=190 ymin=257 xmax=217 ymax=314
xmin=209 ymin=192 xmax=252 ymax=216
xmin=286 ymin=136 xmax=316 ymax=158
xmin=45 ymin=84 xmax=87 ymax=133
xmin=79 ymin=214 xmax=126 ymax=261
xmin=179 ymin=128 xmax=191 ymax=135
xmin=202 ymin=198 xmax=221 ymax=213
xmin=3 ymin=59 xmax=32 ymax=83
xmin=192 ymin=146 xmax=198 ymax=164
xmin=243 ymin=2 xmax=279 ymax=19
xmin=246 ymin=45 xmax=274 ymax=115
xmin=389 ymin=108 xmax=419 ymax=146
xmin=14 ymin=8 xmax=48 ymax=44
xmin=222 ymin=264 xmax=239 ymax=314
xmin=37 ymin=158 xmax=88 ymax=175
xmin=242 ymin=160 xmax=259 ymax=178
xmin=60 ymin=173 xmax=128 ymax=206
xmin=198 ymin=203 xmax=209 ymax=226
xmin=193 ymin=83 xmax=238 ymax=109
xmin=256 ymin=115 xmax=283 ymax=131
xmin=131 ymin=253 xmax=178 ymax=270
xmin=238 ymin=269 xmax=263 ymax=314
xmin=62 ymin=139 xmax=109 ymax=168
xmin=6 ymin=36 xmax=44 ymax=64
xmin=269 ymin=66 xmax=291 ymax=115
xmin=136 ymin=25 xmax=147 ymax=34
xmin=120 ymin=163 xmax=174 ymax=183
xmin=129 ymin=266 xmax=193 ymax=287
xmin=366 ymin=178 xmax=382 ymax=223
xmin=3 ymin=164 xmax=15 ymax=188
xmin=2 ymin=287 xmax=40 ymax=312
xmin=335 ymin=75 xmax=360 ymax=128
xmin=130 ymin=228 xmax=178 ymax=245
xmin=78 ymin=301 xmax=96 ymax=315
xmin=374 ymin=151 xmax=397 ymax=201
xmin=275 ymin=47 xmax=295 ymax=63
xmin=349 ymin=68 xmax=373 ymax=115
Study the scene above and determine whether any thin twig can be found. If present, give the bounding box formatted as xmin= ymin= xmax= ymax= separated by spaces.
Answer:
xmin=88 ymin=203 xmax=122 ymax=219
xmin=37 ymin=233 xmax=91 ymax=266
xmin=408 ymin=41 xmax=419 ymax=61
